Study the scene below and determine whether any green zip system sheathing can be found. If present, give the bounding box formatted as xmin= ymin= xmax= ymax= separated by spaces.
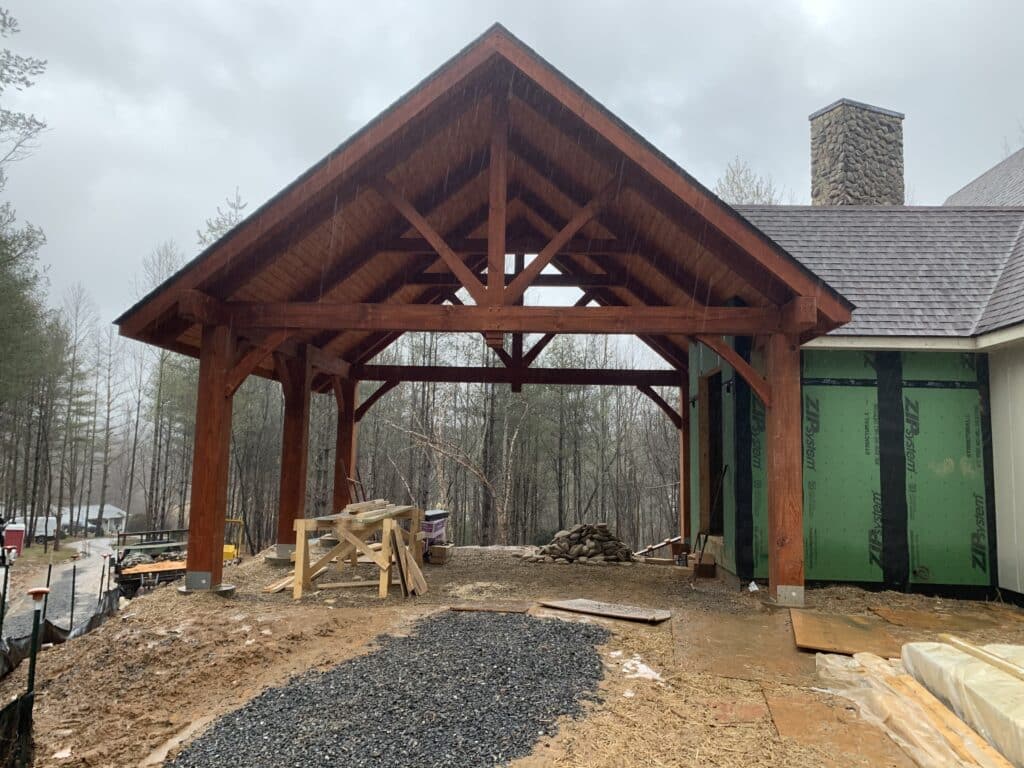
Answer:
xmin=713 ymin=347 xmax=995 ymax=590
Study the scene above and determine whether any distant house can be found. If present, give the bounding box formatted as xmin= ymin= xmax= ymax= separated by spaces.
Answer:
xmin=59 ymin=504 xmax=128 ymax=534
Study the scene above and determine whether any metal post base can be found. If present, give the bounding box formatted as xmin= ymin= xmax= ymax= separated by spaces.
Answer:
xmin=264 ymin=543 xmax=296 ymax=567
xmin=177 ymin=571 xmax=236 ymax=597
xmin=774 ymin=585 xmax=805 ymax=607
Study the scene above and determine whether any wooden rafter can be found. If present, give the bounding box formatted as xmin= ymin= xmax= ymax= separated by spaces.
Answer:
xmin=694 ymin=334 xmax=772 ymax=407
xmin=354 ymin=380 xmax=399 ymax=422
xmin=636 ymin=384 xmax=682 ymax=429
xmin=488 ymin=85 xmax=509 ymax=301
xmin=501 ymin=44 xmax=850 ymax=323
xmin=224 ymin=329 xmax=292 ymax=397
xmin=520 ymin=291 xmax=593 ymax=367
xmin=504 ymin=179 xmax=619 ymax=304
xmin=373 ymin=178 xmax=488 ymax=305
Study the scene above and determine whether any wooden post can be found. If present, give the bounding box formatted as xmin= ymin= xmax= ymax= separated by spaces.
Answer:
xmin=765 ymin=333 xmax=804 ymax=606
xmin=333 ymin=378 xmax=358 ymax=512
xmin=485 ymin=82 xmax=509 ymax=351
xmin=184 ymin=324 xmax=234 ymax=592
xmin=275 ymin=345 xmax=312 ymax=559
xmin=679 ymin=375 xmax=691 ymax=543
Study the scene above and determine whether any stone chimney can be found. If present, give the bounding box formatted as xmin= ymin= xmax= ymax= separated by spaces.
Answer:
xmin=810 ymin=99 xmax=904 ymax=205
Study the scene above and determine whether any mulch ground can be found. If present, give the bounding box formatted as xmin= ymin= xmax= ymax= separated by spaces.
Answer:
xmin=3 ymin=545 xmax=1023 ymax=767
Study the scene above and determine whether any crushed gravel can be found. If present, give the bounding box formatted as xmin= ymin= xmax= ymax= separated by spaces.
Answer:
xmin=166 ymin=611 xmax=610 ymax=767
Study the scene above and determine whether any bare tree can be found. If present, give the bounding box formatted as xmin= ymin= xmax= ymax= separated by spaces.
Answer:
xmin=714 ymin=156 xmax=781 ymax=204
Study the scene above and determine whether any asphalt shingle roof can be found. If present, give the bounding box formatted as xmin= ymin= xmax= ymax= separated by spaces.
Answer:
xmin=945 ymin=147 xmax=1024 ymax=206
xmin=734 ymin=205 xmax=1024 ymax=337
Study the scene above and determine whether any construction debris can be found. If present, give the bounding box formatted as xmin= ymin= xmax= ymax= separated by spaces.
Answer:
xmin=540 ymin=598 xmax=671 ymax=624
xmin=817 ymin=652 xmax=1012 ymax=768
xmin=791 ymin=610 xmax=901 ymax=658
xmin=521 ymin=523 xmax=634 ymax=565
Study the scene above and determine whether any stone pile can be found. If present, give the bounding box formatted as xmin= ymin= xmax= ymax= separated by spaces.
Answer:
xmin=522 ymin=523 xmax=634 ymax=565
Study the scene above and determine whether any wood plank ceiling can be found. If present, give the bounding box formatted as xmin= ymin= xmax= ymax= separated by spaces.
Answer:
xmin=117 ymin=25 xmax=852 ymax=391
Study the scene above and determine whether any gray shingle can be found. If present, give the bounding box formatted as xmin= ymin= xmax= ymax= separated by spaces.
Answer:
xmin=734 ymin=205 xmax=1024 ymax=337
xmin=945 ymin=148 xmax=1024 ymax=206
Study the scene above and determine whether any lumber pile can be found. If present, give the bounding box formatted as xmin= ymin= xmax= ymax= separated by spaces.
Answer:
xmin=521 ymin=523 xmax=634 ymax=565
xmin=264 ymin=500 xmax=427 ymax=599
xmin=818 ymin=650 xmax=1013 ymax=767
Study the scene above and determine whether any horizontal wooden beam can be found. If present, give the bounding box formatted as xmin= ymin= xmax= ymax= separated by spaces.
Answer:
xmin=378 ymin=236 xmax=631 ymax=255
xmin=224 ymin=302 xmax=781 ymax=336
xmin=355 ymin=365 xmax=682 ymax=387
xmin=409 ymin=273 xmax=617 ymax=288
xmin=782 ymin=296 xmax=818 ymax=334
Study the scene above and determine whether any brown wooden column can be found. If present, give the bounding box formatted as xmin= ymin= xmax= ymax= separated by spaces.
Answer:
xmin=332 ymin=378 xmax=358 ymax=512
xmin=274 ymin=345 xmax=312 ymax=559
xmin=184 ymin=324 xmax=234 ymax=592
xmin=765 ymin=333 xmax=805 ymax=605
xmin=679 ymin=375 xmax=691 ymax=542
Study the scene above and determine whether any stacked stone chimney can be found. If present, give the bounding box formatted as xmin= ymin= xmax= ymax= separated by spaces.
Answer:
xmin=810 ymin=99 xmax=904 ymax=205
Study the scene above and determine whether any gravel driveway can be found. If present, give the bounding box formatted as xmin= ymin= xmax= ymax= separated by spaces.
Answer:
xmin=167 ymin=611 xmax=609 ymax=767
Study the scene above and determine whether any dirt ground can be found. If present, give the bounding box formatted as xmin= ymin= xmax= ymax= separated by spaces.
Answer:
xmin=5 ymin=546 xmax=1024 ymax=768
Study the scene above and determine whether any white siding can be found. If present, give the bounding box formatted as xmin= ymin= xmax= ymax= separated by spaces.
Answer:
xmin=991 ymin=344 xmax=1024 ymax=593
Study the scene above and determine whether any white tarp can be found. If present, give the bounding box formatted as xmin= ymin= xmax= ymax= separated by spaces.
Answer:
xmin=903 ymin=642 xmax=1024 ymax=767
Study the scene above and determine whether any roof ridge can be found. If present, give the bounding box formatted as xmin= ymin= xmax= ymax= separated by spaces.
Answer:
xmin=971 ymin=215 xmax=1024 ymax=334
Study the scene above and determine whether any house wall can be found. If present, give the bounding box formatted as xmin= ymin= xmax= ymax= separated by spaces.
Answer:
xmin=990 ymin=343 xmax=1024 ymax=594
xmin=692 ymin=346 xmax=996 ymax=591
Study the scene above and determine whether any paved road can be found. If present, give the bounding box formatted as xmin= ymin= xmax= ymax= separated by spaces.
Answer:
xmin=3 ymin=537 xmax=113 ymax=639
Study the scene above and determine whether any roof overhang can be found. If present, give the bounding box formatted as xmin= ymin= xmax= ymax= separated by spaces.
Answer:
xmin=805 ymin=321 xmax=1024 ymax=353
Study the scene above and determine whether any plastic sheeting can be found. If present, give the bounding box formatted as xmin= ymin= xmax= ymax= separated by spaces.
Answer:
xmin=0 ymin=589 xmax=120 ymax=682
xmin=903 ymin=642 xmax=1024 ymax=767
xmin=817 ymin=652 xmax=1011 ymax=768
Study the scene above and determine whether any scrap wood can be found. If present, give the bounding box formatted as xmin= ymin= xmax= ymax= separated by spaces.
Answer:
xmin=939 ymin=634 xmax=1024 ymax=683
xmin=449 ymin=601 xmax=533 ymax=614
xmin=791 ymin=610 xmax=900 ymax=658
xmin=635 ymin=536 xmax=682 ymax=557
xmin=263 ymin=566 xmax=328 ymax=594
xmin=871 ymin=606 xmax=1004 ymax=632
xmin=855 ymin=652 xmax=1012 ymax=768
xmin=540 ymin=598 xmax=671 ymax=624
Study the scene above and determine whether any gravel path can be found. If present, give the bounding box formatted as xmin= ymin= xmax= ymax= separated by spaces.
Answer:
xmin=167 ymin=611 xmax=610 ymax=767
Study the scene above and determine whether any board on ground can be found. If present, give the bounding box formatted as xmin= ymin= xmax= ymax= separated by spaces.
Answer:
xmin=870 ymin=606 xmax=1005 ymax=632
xmin=790 ymin=610 xmax=900 ymax=657
xmin=540 ymin=598 xmax=671 ymax=624
xmin=449 ymin=601 xmax=533 ymax=614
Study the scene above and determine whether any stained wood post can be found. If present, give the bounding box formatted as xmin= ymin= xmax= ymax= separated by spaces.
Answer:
xmin=275 ymin=344 xmax=312 ymax=559
xmin=765 ymin=333 xmax=805 ymax=606
xmin=184 ymin=324 xmax=234 ymax=592
xmin=333 ymin=378 xmax=358 ymax=512
xmin=679 ymin=375 xmax=691 ymax=543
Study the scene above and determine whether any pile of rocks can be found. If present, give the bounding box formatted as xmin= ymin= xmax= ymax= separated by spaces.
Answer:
xmin=521 ymin=523 xmax=634 ymax=565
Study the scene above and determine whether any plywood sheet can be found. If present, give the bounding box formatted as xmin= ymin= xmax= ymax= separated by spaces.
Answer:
xmin=790 ymin=610 xmax=900 ymax=658
xmin=871 ymin=606 xmax=1004 ymax=632
xmin=121 ymin=560 xmax=187 ymax=576
xmin=540 ymin=598 xmax=671 ymax=624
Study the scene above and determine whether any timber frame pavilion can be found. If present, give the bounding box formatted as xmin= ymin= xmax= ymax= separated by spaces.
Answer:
xmin=116 ymin=25 xmax=853 ymax=606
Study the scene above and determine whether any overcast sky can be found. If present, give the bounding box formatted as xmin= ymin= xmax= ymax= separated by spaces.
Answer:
xmin=5 ymin=0 xmax=1024 ymax=324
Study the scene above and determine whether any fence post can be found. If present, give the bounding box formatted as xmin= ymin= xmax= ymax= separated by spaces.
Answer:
xmin=0 ymin=563 xmax=8 ymax=639
xmin=68 ymin=564 xmax=77 ymax=631
xmin=25 ymin=588 xmax=49 ymax=695
xmin=99 ymin=554 xmax=109 ymax=601
xmin=41 ymin=564 xmax=52 ymax=624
